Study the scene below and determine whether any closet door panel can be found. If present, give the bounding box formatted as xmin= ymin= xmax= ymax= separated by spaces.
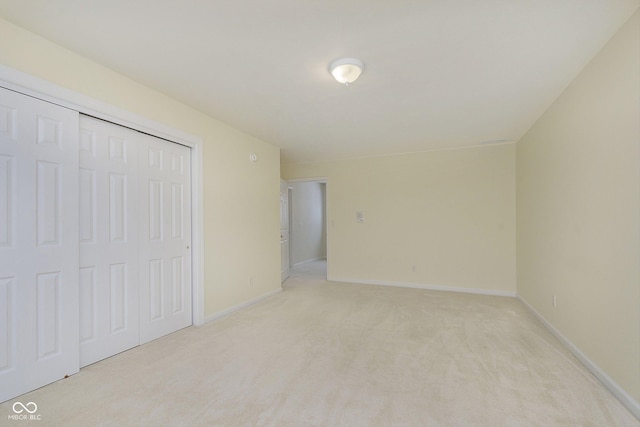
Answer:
xmin=79 ymin=116 xmax=139 ymax=367
xmin=0 ymin=87 xmax=79 ymax=402
xmin=139 ymin=133 xmax=192 ymax=344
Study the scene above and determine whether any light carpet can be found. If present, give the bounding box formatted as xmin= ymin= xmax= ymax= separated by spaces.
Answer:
xmin=1 ymin=266 xmax=638 ymax=426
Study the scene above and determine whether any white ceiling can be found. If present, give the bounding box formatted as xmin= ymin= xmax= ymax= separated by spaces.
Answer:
xmin=0 ymin=1 xmax=637 ymax=163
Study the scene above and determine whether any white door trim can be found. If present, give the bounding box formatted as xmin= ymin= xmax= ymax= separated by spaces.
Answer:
xmin=0 ymin=65 xmax=206 ymax=326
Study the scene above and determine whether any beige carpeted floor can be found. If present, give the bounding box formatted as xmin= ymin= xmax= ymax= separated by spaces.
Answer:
xmin=1 ymin=260 xmax=638 ymax=426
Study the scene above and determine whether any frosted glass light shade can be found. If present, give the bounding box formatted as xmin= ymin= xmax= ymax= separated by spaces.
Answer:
xmin=329 ymin=58 xmax=364 ymax=85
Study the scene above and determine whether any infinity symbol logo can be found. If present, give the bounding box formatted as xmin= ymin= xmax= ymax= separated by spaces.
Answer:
xmin=12 ymin=401 xmax=38 ymax=414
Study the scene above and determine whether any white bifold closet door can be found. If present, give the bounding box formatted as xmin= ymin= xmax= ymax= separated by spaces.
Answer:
xmin=138 ymin=132 xmax=192 ymax=344
xmin=0 ymin=87 xmax=80 ymax=402
xmin=78 ymin=116 xmax=192 ymax=367
xmin=0 ymin=91 xmax=192 ymax=402
xmin=78 ymin=117 xmax=140 ymax=367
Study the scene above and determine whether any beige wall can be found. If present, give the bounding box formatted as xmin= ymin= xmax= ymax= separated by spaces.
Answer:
xmin=283 ymin=143 xmax=516 ymax=294
xmin=0 ymin=17 xmax=281 ymax=317
xmin=517 ymin=10 xmax=640 ymax=402
xmin=290 ymin=182 xmax=326 ymax=265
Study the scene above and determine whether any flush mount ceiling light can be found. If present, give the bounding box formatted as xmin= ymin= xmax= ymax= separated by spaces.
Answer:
xmin=329 ymin=58 xmax=364 ymax=86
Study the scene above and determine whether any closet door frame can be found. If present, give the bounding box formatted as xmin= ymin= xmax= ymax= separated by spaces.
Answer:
xmin=0 ymin=65 xmax=206 ymax=327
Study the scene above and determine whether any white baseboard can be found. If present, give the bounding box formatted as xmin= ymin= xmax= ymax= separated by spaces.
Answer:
xmin=203 ymin=288 xmax=282 ymax=324
xmin=518 ymin=296 xmax=640 ymax=420
xmin=293 ymin=257 xmax=326 ymax=267
xmin=326 ymin=276 xmax=516 ymax=298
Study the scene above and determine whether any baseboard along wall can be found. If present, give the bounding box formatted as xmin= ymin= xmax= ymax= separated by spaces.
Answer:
xmin=518 ymin=296 xmax=640 ymax=420
xmin=203 ymin=288 xmax=283 ymax=324
xmin=293 ymin=257 xmax=327 ymax=267
xmin=327 ymin=276 xmax=516 ymax=298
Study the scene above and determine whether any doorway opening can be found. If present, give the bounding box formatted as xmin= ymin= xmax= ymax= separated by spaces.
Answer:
xmin=287 ymin=179 xmax=327 ymax=280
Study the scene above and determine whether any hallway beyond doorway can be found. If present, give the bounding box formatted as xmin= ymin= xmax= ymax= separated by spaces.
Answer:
xmin=289 ymin=259 xmax=326 ymax=281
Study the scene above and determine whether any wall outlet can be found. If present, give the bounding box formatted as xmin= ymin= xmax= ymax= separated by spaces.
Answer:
xmin=412 ymin=265 xmax=416 ymax=272
xmin=553 ymin=295 xmax=557 ymax=307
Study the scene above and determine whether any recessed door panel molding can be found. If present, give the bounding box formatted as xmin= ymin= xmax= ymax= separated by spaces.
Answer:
xmin=0 ymin=104 xmax=18 ymax=141
xmin=79 ymin=267 xmax=96 ymax=344
xmin=36 ymin=272 xmax=61 ymax=360
xmin=149 ymin=259 xmax=163 ymax=321
xmin=148 ymin=147 xmax=162 ymax=170
xmin=171 ymin=183 xmax=184 ymax=240
xmin=79 ymin=127 xmax=96 ymax=157
xmin=0 ymin=155 xmax=15 ymax=247
xmin=109 ymin=173 xmax=127 ymax=242
xmin=79 ymin=168 xmax=96 ymax=243
xmin=36 ymin=161 xmax=61 ymax=246
xmin=108 ymin=136 xmax=127 ymax=163
xmin=0 ymin=86 xmax=79 ymax=403
xmin=139 ymin=133 xmax=192 ymax=344
xmin=36 ymin=115 xmax=63 ymax=149
xmin=109 ymin=263 xmax=127 ymax=333
xmin=171 ymin=152 xmax=184 ymax=175
xmin=149 ymin=180 xmax=163 ymax=241
xmin=0 ymin=276 xmax=15 ymax=372
xmin=79 ymin=116 xmax=140 ymax=368
xmin=171 ymin=257 xmax=184 ymax=314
